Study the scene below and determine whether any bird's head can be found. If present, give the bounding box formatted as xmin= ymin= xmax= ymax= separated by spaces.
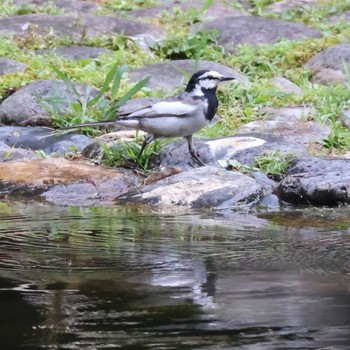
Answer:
xmin=185 ymin=70 xmax=235 ymax=94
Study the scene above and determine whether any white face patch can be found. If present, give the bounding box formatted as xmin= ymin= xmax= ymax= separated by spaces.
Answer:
xmin=196 ymin=70 xmax=224 ymax=90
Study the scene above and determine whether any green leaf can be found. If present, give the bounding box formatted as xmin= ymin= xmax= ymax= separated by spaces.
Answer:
xmin=111 ymin=64 xmax=128 ymax=99
xmin=50 ymin=65 xmax=80 ymax=97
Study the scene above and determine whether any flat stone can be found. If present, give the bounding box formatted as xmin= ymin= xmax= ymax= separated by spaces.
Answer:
xmin=35 ymin=46 xmax=113 ymax=60
xmin=129 ymin=59 xmax=245 ymax=92
xmin=0 ymin=126 xmax=93 ymax=155
xmin=278 ymin=157 xmax=350 ymax=205
xmin=0 ymin=14 xmax=164 ymax=45
xmin=0 ymin=158 xmax=140 ymax=206
xmin=304 ymin=43 xmax=350 ymax=85
xmin=0 ymin=140 xmax=39 ymax=163
xmin=328 ymin=10 xmax=350 ymax=23
xmin=155 ymin=117 xmax=330 ymax=168
xmin=269 ymin=77 xmax=303 ymax=95
xmin=199 ymin=16 xmax=322 ymax=52
xmin=235 ymin=120 xmax=331 ymax=147
xmin=263 ymin=106 xmax=315 ymax=122
xmin=266 ymin=0 xmax=319 ymax=13
xmin=129 ymin=0 xmax=246 ymax=21
xmin=0 ymin=57 xmax=27 ymax=76
xmin=13 ymin=0 xmax=100 ymax=14
xmin=117 ymin=166 xmax=262 ymax=209
xmin=0 ymin=79 xmax=100 ymax=127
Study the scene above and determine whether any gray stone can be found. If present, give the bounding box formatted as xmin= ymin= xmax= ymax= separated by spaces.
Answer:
xmin=304 ymin=43 xmax=350 ymax=85
xmin=328 ymin=10 xmax=350 ymax=23
xmin=130 ymin=59 xmax=245 ymax=92
xmin=0 ymin=14 xmax=164 ymax=45
xmin=0 ymin=140 xmax=39 ymax=163
xmin=0 ymin=126 xmax=93 ymax=156
xmin=117 ymin=166 xmax=262 ymax=209
xmin=0 ymin=57 xmax=27 ymax=76
xmin=263 ymin=106 xmax=315 ymax=122
xmin=0 ymin=158 xmax=141 ymax=206
xmin=198 ymin=16 xmax=322 ymax=52
xmin=35 ymin=46 xmax=113 ymax=60
xmin=13 ymin=0 xmax=100 ymax=14
xmin=279 ymin=157 xmax=350 ymax=205
xmin=266 ymin=0 xmax=319 ymax=13
xmin=129 ymin=0 xmax=246 ymax=21
xmin=269 ymin=77 xmax=303 ymax=95
xmin=0 ymin=79 xmax=100 ymax=127
xmin=155 ymin=117 xmax=331 ymax=169
xmin=340 ymin=109 xmax=350 ymax=130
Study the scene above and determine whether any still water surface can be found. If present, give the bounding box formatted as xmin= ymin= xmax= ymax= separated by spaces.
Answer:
xmin=0 ymin=202 xmax=349 ymax=349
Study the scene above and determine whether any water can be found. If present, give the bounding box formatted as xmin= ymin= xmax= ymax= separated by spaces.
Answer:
xmin=0 ymin=202 xmax=349 ymax=349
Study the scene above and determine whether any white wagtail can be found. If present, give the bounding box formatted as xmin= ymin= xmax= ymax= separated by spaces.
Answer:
xmin=65 ymin=70 xmax=235 ymax=166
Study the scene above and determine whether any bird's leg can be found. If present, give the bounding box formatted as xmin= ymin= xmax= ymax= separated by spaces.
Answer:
xmin=186 ymin=135 xmax=205 ymax=166
xmin=137 ymin=134 xmax=154 ymax=162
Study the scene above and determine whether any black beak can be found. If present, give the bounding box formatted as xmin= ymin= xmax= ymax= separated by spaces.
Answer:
xmin=220 ymin=76 xmax=235 ymax=81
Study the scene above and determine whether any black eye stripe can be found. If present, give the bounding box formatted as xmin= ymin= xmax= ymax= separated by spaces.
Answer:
xmin=199 ymin=76 xmax=217 ymax=80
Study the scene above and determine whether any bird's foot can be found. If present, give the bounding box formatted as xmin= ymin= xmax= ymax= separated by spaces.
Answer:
xmin=190 ymin=150 xmax=205 ymax=167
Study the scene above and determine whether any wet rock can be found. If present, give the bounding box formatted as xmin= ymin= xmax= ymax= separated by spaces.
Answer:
xmin=328 ymin=10 xmax=350 ymax=23
xmin=13 ymin=0 xmax=100 ymax=14
xmin=0 ymin=158 xmax=140 ymax=206
xmin=0 ymin=79 xmax=100 ymax=127
xmin=0 ymin=126 xmax=93 ymax=155
xmin=117 ymin=166 xmax=262 ymax=209
xmin=0 ymin=58 xmax=27 ymax=76
xmin=0 ymin=14 xmax=164 ymax=45
xmin=129 ymin=0 xmax=246 ymax=21
xmin=199 ymin=16 xmax=322 ymax=52
xmin=35 ymin=46 xmax=113 ymax=60
xmin=0 ymin=141 xmax=39 ymax=162
xmin=279 ymin=157 xmax=350 ymax=205
xmin=304 ymin=43 xmax=350 ymax=85
xmin=266 ymin=0 xmax=319 ymax=13
xmin=269 ymin=77 xmax=303 ymax=95
xmin=130 ymin=59 xmax=244 ymax=92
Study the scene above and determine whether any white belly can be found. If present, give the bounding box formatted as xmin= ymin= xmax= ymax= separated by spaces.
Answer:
xmin=117 ymin=114 xmax=209 ymax=137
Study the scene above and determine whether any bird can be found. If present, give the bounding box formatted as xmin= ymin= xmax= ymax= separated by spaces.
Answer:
xmin=63 ymin=70 xmax=235 ymax=166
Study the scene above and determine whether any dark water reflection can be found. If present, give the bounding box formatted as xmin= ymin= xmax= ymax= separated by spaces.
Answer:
xmin=0 ymin=202 xmax=349 ymax=349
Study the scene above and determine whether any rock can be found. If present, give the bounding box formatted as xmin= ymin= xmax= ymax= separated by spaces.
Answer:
xmin=0 ymin=14 xmax=164 ymax=45
xmin=269 ymin=77 xmax=303 ymax=95
xmin=35 ymin=46 xmax=113 ymax=60
xmin=130 ymin=59 xmax=245 ymax=92
xmin=266 ymin=0 xmax=319 ymax=13
xmin=155 ymin=118 xmax=330 ymax=169
xmin=13 ymin=0 xmax=100 ymax=14
xmin=0 ymin=79 xmax=100 ymax=127
xmin=263 ymin=106 xmax=315 ymax=122
xmin=0 ymin=58 xmax=27 ymax=76
xmin=199 ymin=16 xmax=322 ymax=52
xmin=235 ymin=120 xmax=331 ymax=147
xmin=129 ymin=0 xmax=246 ymax=21
xmin=117 ymin=166 xmax=262 ymax=208
xmin=0 ymin=141 xmax=39 ymax=162
xmin=328 ymin=10 xmax=350 ymax=23
xmin=304 ymin=43 xmax=350 ymax=85
xmin=340 ymin=109 xmax=350 ymax=130
xmin=0 ymin=158 xmax=140 ymax=206
xmin=0 ymin=126 xmax=93 ymax=155
xmin=278 ymin=157 xmax=350 ymax=205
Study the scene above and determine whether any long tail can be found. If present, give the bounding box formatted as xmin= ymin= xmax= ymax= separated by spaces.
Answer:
xmin=61 ymin=120 xmax=116 ymax=130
